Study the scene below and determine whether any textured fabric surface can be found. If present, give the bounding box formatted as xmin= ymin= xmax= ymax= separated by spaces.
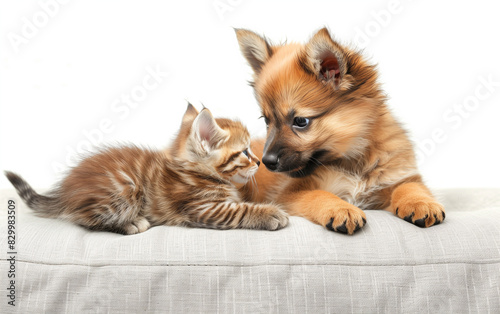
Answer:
xmin=0 ymin=188 xmax=499 ymax=313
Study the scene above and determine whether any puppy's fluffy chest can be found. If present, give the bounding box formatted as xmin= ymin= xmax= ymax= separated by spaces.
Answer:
xmin=314 ymin=163 xmax=417 ymax=209
xmin=316 ymin=168 xmax=375 ymax=209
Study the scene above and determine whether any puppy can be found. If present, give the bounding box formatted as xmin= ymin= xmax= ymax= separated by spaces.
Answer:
xmin=235 ymin=28 xmax=445 ymax=234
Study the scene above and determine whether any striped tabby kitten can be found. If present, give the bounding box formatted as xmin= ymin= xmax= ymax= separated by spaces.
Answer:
xmin=5 ymin=104 xmax=288 ymax=234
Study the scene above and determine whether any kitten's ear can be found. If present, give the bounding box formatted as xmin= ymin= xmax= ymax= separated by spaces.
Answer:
xmin=301 ymin=27 xmax=353 ymax=90
xmin=235 ymin=28 xmax=273 ymax=74
xmin=191 ymin=109 xmax=228 ymax=152
xmin=182 ymin=102 xmax=199 ymax=125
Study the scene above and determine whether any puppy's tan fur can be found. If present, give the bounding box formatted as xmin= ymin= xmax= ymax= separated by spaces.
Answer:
xmin=236 ymin=28 xmax=444 ymax=234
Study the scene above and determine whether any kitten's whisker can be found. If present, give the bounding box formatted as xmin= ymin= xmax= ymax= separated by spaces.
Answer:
xmin=251 ymin=175 xmax=258 ymax=195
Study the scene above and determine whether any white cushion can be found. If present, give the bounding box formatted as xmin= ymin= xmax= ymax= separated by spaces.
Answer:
xmin=1 ymin=188 xmax=499 ymax=312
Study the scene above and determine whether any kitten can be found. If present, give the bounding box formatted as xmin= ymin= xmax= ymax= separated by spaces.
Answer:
xmin=5 ymin=104 xmax=289 ymax=234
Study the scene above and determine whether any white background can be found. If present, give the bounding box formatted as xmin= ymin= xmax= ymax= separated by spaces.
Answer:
xmin=1 ymin=0 xmax=499 ymax=190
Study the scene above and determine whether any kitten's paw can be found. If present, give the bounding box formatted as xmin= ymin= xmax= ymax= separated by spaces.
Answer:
xmin=394 ymin=196 xmax=445 ymax=228
xmin=263 ymin=205 xmax=289 ymax=231
xmin=123 ymin=217 xmax=151 ymax=235
xmin=323 ymin=203 xmax=366 ymax=235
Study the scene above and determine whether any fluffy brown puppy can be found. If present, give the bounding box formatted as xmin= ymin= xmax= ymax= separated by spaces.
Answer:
xmin=235 ymin=27 xmax=445 ymax=234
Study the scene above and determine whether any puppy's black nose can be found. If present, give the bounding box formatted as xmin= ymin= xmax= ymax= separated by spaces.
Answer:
xmin=262 ymin=153 xmax=279 ymax=171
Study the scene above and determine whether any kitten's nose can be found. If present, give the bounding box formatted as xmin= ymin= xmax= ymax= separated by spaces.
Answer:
xmin=256 ymin=160 xmax=261 ymax=167
xmin=262 ymin=153 xmax=279 ymax=171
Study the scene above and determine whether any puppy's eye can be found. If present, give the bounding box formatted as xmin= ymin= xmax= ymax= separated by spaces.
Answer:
xmin=242 ymin=149 xmax=249 ymax=157
xmin=293 ymin=117 xmax=310 ymax=128
xmin=259 ymin=115 xmax=270 ymax=126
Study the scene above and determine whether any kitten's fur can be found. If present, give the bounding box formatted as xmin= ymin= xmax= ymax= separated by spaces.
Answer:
xmin=5 ymin=104 xmax=288 ymax=234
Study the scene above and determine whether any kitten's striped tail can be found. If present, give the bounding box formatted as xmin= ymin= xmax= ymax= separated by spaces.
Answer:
xmin=4 ymin=171 xmax=60 ymax=218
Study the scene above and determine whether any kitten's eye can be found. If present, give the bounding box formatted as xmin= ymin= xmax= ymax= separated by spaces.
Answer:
xmin=242 ymin=149 xmax=249 ymax=157
xmin=293 ymin=117 xmax=310 ymax=129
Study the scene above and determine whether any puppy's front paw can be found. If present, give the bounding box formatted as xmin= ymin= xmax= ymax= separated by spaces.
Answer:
xmin=323 ymin=203 xmax=367 ymax=235
xmin=394 ymin=196 xmax=445 ymax=228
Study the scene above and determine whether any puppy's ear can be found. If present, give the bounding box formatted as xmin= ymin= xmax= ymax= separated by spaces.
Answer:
xmin=191 ymin=109 xmax=228 ymax=153
xmin=235 ymin=29 xmax=273 ymax=74
xmin=302 ymin=27 xmax=352 ymax=90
